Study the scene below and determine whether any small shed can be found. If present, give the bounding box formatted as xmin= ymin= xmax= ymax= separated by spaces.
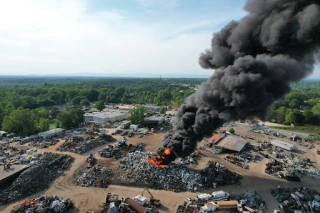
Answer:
xmin=143 ymin=116 xmax=165 ymax=128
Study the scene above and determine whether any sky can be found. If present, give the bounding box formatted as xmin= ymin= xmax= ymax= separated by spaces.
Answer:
xmin=0 ymin=0 xmax=319 ymax=78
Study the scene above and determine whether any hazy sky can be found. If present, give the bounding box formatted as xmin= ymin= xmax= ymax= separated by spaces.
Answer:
xmin=0 ymin=0 xmax=319 ymax=78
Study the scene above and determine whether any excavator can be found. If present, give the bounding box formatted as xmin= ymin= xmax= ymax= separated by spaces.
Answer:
xmin=142 ymin=188 xmax=161 ymax=207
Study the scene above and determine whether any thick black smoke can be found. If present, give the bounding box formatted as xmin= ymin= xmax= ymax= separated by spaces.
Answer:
xmin=163 ymin=0 xmax=320 ymax=158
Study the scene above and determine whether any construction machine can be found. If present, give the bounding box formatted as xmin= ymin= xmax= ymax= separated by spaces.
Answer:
xmin=86 ymin=154 xmax=94 ymax=168
xmin=142 ymin=188 xmax=161 ymax=207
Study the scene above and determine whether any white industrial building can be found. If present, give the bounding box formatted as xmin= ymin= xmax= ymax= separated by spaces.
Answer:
xmin=38 ymin=128 xmax=64 ymax=139
xmin=84 ymin=111 xmax=128 ymax=124
xmin=271 ymin=140 xmax=296 ymax=151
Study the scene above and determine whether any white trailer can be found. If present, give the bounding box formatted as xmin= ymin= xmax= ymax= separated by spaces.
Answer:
xmin=200 ymin=202 xmax=216 ymax=213
xmin=271 ymin=140 xmax=296 ymax=151
xmin=196 ymin=193 xmax=212 ymax=201
xmin=211 ymin=191 xmax=230 ymax=201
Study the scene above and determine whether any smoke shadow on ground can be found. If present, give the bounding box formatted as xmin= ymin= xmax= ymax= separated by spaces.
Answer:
xmin=159 ymin=204 xmax=170 ymax=212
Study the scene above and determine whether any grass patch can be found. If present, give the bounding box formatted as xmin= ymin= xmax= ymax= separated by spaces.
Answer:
xmin=49 ymin=119 xmax=57 ymax=130
xmin=268 ymin=125 xmax=320 ymax=135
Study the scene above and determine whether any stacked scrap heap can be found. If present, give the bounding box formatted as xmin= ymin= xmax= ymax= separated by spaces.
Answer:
xmin=120 ymin=151 xmax=242 ymax=192
xmin=0 ymin=153 xmax=73 ymax=204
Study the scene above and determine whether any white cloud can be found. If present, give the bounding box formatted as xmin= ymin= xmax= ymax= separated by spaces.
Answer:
xmin=0 ymin=0 xmax=249 ymax=77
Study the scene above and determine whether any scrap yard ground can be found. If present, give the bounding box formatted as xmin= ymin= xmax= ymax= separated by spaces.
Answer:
xmin=1 ymin=123 xmax=319 ymax=213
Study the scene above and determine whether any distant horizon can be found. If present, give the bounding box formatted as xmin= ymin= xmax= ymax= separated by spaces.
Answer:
xmin=0 ymin=73 xmax=319 ymax=81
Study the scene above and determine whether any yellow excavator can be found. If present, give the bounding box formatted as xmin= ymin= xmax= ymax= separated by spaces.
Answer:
xmin=142 ymin=188 xmax=161 ymax=207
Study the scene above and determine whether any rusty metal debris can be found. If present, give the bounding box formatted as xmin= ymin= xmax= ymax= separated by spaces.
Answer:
xmin=57 ymin=135 xmax=116 ymax=154
xmin=10 ymin=195 xmax=74 ymax=213
xmin=0 ymin=153 xmax=73 ymax=204
xmin=77 ymin=165 xmax=113 ymax=188
xmin=119 ymin=151 xmax=242 ymax=192
xmin=271 ymin=186 xmax=320 ymax=212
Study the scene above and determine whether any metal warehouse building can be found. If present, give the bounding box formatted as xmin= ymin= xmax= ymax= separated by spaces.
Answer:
xmin=84 ymin=111 xmax=128 ymax=124
xmin=38 ymin=128 xmax=65 ymax=139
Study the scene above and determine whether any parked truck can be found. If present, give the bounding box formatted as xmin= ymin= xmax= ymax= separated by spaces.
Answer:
xmin=200 ymin=201 xmax=216 ymax=213
xmin=195 ymin=194 xmax=212 ymax=201
xmin=216 ymin=200 xmax=239 ymax=210
xmin=211 ymin=191 xmax=229 ymax=201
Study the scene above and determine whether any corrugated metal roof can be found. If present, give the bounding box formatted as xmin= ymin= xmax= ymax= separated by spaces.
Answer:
xmin=209 ymin=133 xmax=225 ymax=144
xmin=218 ymin=136 xmax=247 ymax=152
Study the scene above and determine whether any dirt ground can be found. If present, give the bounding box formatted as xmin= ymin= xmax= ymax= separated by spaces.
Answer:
xmin=1 ymin=125 xmax=320 ymax=213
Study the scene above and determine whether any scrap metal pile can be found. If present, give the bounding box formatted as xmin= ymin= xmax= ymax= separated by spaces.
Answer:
xmin=31 ymin=139 xmax=60 ymax=148
xmin=0 ymin=153 xmax=73 ymax=204
xmin=120 ymin=151 xmax=242 ymax=192
xmin=230 ymin=191 xmax=267 ymax=212
xmin=265 ymin=148 xmax=320 ymax=179
xmin=57 ymin=135 xmax=116 ymax=154
xmin=225 ymin=155 xmax=249 ymax=169
xmin=10 ymin=195 xmax=74 ymax=213
xmin=77 ymin=165 xmax=113 ymax=187
xmin=87 ymin=193 xmax=159 ymax=213
xmin=271 ymin=187 xmax=320 ymax=212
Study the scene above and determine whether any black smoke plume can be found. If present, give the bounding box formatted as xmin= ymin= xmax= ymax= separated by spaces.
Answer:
xmin=163 ymin=0 xmax=320 ymax=158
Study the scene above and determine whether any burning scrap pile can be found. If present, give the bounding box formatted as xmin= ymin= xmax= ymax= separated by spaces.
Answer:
xmin=265 ymin=150 xmax=320 ymax=179
xmin=10 ymin=195 xmax=74 ymax=213
xmin=153 ymin=0 xmax=320 ymax=168
xmin=120 ymin=151 xmax=242 ymax=192
xmin=271 ymin=187 xmax=320 ymax=212
xmin=0 ymin=153 xmax=73 ymax=204
xmin=77 ymin=165 xmax=113 ymax=187
xmin=57 ymin=135 xmax=116 ymax=154
xmin=231 ymin=191 xmax=267 ymax=213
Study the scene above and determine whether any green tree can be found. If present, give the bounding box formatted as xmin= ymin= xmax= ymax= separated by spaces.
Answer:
xmin=276 ymin=106 xmax=288 ymax=123
xmin=50 ymin=106 xmax=60 ymax=119
xmin=285 ymin=109 xmax=305 ymax=125
xmin=33 ymin=107 xmax=49 ymax=119
xmin=160 ymin=106 xmax=166 ymax=114
xmin=311 ymin=103 xmax=320 ymax=116
xmin=229 ymin=128 xmax=235 ymax=134
xmin=94 ymin=100 xmax=105 ymax=112
xmin=303 ymin=110 xmax=317 ymax=125
xmin=80 ymin=97 xmax=90 ymax=107
xmin=38 ymin=118 xmax=50 ymax=132
xmin=130 ymin=106 xmax=146 ymax=125
xmin=57 ymin=108 xmax=84 ymax=129
xmin=2 ymin=108 xmax=37 ymax=136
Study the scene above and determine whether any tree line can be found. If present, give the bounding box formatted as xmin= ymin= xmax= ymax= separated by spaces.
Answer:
xmin=267 ymin=81 xmax=320 ymax=126
xmin=0 ymin=78 xmax=198 ymax=136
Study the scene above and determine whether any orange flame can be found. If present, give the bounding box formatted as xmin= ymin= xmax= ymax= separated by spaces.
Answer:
xmin=148 ymin=148 xmax=176 ymax=168
xmin=164 ymin=148 xmax=171 ymax=155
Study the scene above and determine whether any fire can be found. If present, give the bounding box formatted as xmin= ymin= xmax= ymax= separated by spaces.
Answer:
xmin=148 ymin=148 xmax=176 ymax=168
xmin=164 ymin=148 xmax=171 ymax=155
